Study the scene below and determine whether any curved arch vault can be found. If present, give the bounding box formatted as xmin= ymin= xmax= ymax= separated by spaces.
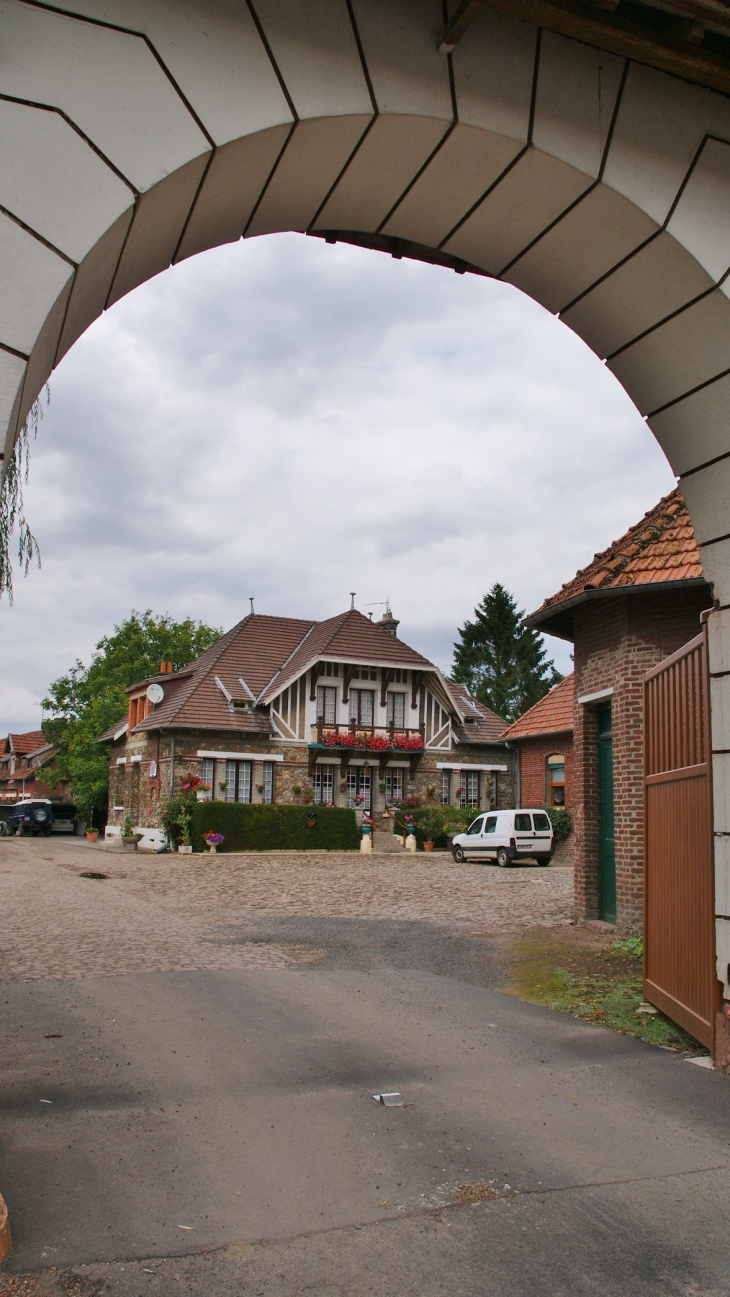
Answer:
xmin=1 ymin=0 xmax=730 ymax=989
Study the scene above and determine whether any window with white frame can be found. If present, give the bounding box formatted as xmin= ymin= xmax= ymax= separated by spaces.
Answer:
xmin=225 ymin=759 xmax=251 ymax=803
xmin=349 ymin=689 xmax=374 ymax=726
xmin=316 ymin=685 xmax=337 ymax=725
xmin=201 ymin=758 xmax=214 ymax=800
xmin=346 ymin=766 xmax=371 ymax=809
xmin=386 ymin=692 xmax=405 ymax=728
xmin=261 ymin=761 xmax=273 ymax=804
xmin=459 ymin=771 xmax=480 ymax=809
xmin=313 ymin=766 xmax=334 ymax=805
xmin=441 ymin=769 xmax=451 ymax=806
xmin=384 ymin=768 xmax=403 ymax=803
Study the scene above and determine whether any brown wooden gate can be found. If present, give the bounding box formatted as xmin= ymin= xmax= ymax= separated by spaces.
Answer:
xmin=644 ymin=627 xmax=719 ymax=1051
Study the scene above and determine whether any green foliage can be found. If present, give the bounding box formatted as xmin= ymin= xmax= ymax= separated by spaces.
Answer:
xmin=612 ymin=935 xmax=644 ymax=960
xmin=542 ymin=805 xmax=572 ymax=842
xmin=452 ymin=583 xmax=562 ymax=722
xmin=160 ymin=790 xmax=197 ymax=847
xmin=191 ymin=803 xmax=360 ymax=852
xmin=41 ymin=610 xmax=221 ymax=823
xmin=0 ymin=392 xmax=47 ymax=602
xmin=392 ymin=805 xmax=475 ymax=850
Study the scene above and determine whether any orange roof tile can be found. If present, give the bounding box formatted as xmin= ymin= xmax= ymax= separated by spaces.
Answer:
xmin=501 ymin=674 xmax=574 ymax=740
xmin=4 ymin=730 xmax=46 ymax=756
xmin=527 ymin=489 xmax=708 ymax=634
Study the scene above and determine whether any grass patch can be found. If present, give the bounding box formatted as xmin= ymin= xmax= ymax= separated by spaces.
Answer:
xmin=505 ymin=927 xmax=704 ymax=1054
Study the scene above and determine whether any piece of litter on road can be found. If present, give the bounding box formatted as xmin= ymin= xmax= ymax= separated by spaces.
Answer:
xmin=142 ymin=1269 xmax=155 ymax=1274
xmin=376 ymin=1199 xmax=388 ymax=1206
xmin=44 ymin=1033 xmax=63 ymax=1038
xmin=686 ymin=1054 xmax=714 ymax=1069
xmin=40 ymin=1099 xmax=52 ymax=1103
xmin=373 ymin=1092 xmax=403 ymax=1106
xmin=177 ymin=1225 xmax=195 ymax=1230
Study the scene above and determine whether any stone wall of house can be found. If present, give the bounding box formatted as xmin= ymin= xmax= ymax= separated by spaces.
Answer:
xmin=572 ymin=588 xmax=711 ymax=932
xmin=105 ymin=727 xmax=514 ymax=826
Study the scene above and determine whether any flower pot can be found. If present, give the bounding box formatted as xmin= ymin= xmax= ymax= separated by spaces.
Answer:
xmin=208 ymin=844 xmax=217 ymax=853
xmin=177 ymin=844 xmax=193 ymax=854
xmin=423 ymin=841 xmax=434 ymax=852
xmin=122 ymin=836 xmax=137 ymax=846
xmin=85 ymin=830 xmax=99 ymax=843
xmin=196 ymin=791 xmax=207 ymax=802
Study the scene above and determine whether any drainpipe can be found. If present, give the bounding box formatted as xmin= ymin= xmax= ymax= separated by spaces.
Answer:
xmin=169 ymin=734 xmax=176 ymax=799
xmin=504 ymin=742 xmax=520 ymax=807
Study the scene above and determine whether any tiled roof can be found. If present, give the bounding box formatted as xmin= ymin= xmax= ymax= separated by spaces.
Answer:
xmin=500 ymin=674 xmax=574 ymax=740
xmin=105 ymin=610 xmax=439 ymax=740
xmin=4 ymin=730 xmax=46 ymax=755
xmin=527 ymin=489 xmax=707 ymax=632
xmin=96 ymin=717 xmax=129 ymax=744
xmin=261 ymin=610 xmax=434 ymax=700
xmin=0 ymin=747 xmax=58 ymax=784
xmin=447 ymin=681 xmax=508 ymax=744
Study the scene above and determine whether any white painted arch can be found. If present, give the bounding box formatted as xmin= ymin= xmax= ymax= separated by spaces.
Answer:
xmin=2 ymin=0 xmax=730 ymax=981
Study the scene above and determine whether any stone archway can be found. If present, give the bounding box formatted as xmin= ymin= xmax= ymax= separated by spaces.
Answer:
xmin=1 ymin=0 xmax=730 ymax=998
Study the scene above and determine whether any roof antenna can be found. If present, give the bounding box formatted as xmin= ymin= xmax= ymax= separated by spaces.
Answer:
xmin=249 ymin=597 xmax=255 ymax=616
xmin=350 ymin=592 xmax=356 ymax=610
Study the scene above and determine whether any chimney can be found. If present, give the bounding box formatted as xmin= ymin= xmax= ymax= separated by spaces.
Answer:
xmin=378 ymin=608 xmax=400 ymax=637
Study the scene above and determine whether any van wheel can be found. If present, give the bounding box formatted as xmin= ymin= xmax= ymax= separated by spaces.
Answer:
xmin=497 ymin=847 xmax=510 ymax=868
xmin=537 ymin=855 xmax=551 ymax=867
xmin=452 ymin=846 xmax=465 ymax=863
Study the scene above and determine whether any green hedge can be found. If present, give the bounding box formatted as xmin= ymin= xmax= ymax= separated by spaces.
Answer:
xmin=190 ymin=802 xmax=360 ymax=852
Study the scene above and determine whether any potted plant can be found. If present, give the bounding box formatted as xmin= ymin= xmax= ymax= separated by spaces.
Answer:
xmin=256 ymin=782 xmax=266 ymax=796
xmin=202 ymin=831 xmax=225 ymax=854
xmin=292 ymin=784 xmax=302 ymax=797
xmin=85 ymin=825 xmax=99 ymax=843
xmin=121 ymin=815 xmax=143 ymax=848
xmin=418 ymin=808 xmax=442 ymax=852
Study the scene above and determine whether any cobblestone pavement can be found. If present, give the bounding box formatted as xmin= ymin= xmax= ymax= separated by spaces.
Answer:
xmin=0 ymin=838 xmax=573 ymax=983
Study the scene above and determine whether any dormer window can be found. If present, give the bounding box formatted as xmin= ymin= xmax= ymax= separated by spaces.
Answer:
xmin=229 ymin=699 xmax=249 ymax=714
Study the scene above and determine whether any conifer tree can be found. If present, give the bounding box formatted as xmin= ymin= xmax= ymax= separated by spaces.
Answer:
xmin=452 ymin=583 xmax=562 ymax=722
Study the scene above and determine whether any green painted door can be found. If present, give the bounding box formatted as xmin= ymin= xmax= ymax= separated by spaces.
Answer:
xmin=597 ymin=702 xmax=616 ymax=924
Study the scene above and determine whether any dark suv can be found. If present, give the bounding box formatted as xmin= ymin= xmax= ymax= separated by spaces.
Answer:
xmin=6 ymin=799 xmax=55 ymax=836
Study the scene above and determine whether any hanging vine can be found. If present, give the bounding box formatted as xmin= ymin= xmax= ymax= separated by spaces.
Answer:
xmin=0 ymin=385 xmax=48 ymax=602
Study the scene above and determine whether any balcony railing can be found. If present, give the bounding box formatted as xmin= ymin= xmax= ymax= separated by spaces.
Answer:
xmin=310 ymin=721 xmax=426 ymax=750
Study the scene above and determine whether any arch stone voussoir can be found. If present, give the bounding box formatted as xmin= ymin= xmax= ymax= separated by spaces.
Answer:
xmin=1 ymin=0 xmax=730 ymax=999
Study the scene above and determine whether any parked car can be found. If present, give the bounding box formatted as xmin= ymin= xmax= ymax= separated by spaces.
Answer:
xmin=5 ymin=799 xmax=55 ymax=836
xmin=451 ymin=809 xmax=553 ymax=867
xmin=50 ymin=803 xmax=77 ymax=834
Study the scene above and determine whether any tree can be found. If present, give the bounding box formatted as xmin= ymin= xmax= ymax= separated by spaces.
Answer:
xmin=42 ymin=610 xmax=221 ymax=824
xmin=452 ymin=583 xmax=562 ymax=723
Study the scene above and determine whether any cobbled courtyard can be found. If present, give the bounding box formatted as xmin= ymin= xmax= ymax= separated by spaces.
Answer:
xmin=0 ymin=838 xmax=573 ymax=983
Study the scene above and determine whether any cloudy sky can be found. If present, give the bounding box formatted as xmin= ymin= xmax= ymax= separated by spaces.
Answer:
xmin=0 ymin=232 xmax=676 ymax=734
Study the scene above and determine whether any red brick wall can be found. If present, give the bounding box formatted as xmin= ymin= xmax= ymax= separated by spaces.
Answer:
xmin=516 ymin=734 xmax=573 ymax=809
xmin=573 ymin=588 xmax=711 ymax=932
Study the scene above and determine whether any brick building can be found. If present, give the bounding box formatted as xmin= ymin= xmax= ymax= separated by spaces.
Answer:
xmin=99 ymin=606 xmax=513 ymax=831
xmin=0 ymin=730 xmax=69 ymax=803
xmin=501 ymin=674 xmax=575 ymax=861
xmin=526 ymin=489 xmax=712 ymax=932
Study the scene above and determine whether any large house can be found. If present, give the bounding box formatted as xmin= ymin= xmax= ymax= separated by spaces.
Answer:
xmin=525 ymin=488 xmax=712 ymax=932
xmin=100 ymin=607 xmax=512 ymax=828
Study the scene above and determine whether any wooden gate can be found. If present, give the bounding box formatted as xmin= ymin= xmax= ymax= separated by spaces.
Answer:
xmin=644 ymin=627 xmax=719 ymax=1051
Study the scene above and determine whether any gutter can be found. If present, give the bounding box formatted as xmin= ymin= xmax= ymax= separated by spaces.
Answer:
xmin=524 ymin=577 xmax=710 ymax=638
xmin=504 ymin=741 xmax=520 ymax=807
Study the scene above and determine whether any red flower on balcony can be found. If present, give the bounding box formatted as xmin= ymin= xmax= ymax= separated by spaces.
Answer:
xmin=368 ymin=733 xmax=390 ymax=750
xmin=393 ymin=733 xmax=425 ymax=750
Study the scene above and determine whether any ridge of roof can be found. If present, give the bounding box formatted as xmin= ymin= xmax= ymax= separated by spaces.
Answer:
xmin=500 ymin=673 xmax=575 ymax=740
xmin=526 ymin=488 xmax=707 ymax=632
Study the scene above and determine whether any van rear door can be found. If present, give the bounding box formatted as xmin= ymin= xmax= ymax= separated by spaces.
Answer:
xmin=532 ymin=811 xmax=552 ymax=855
xmin=514 ymin=812 xmax=535 ymax=857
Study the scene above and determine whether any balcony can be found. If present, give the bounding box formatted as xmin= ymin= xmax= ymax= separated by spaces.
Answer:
xmin=308 ymin=721 xmax=426 ymax=775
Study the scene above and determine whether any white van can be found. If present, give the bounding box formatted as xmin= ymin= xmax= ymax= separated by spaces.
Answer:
xmin=451 ymin=809 xmax=554 ymax=867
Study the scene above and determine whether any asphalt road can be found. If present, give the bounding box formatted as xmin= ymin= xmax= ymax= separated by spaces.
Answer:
xmin=2 ymin=920 xmax=729 ymax=1296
